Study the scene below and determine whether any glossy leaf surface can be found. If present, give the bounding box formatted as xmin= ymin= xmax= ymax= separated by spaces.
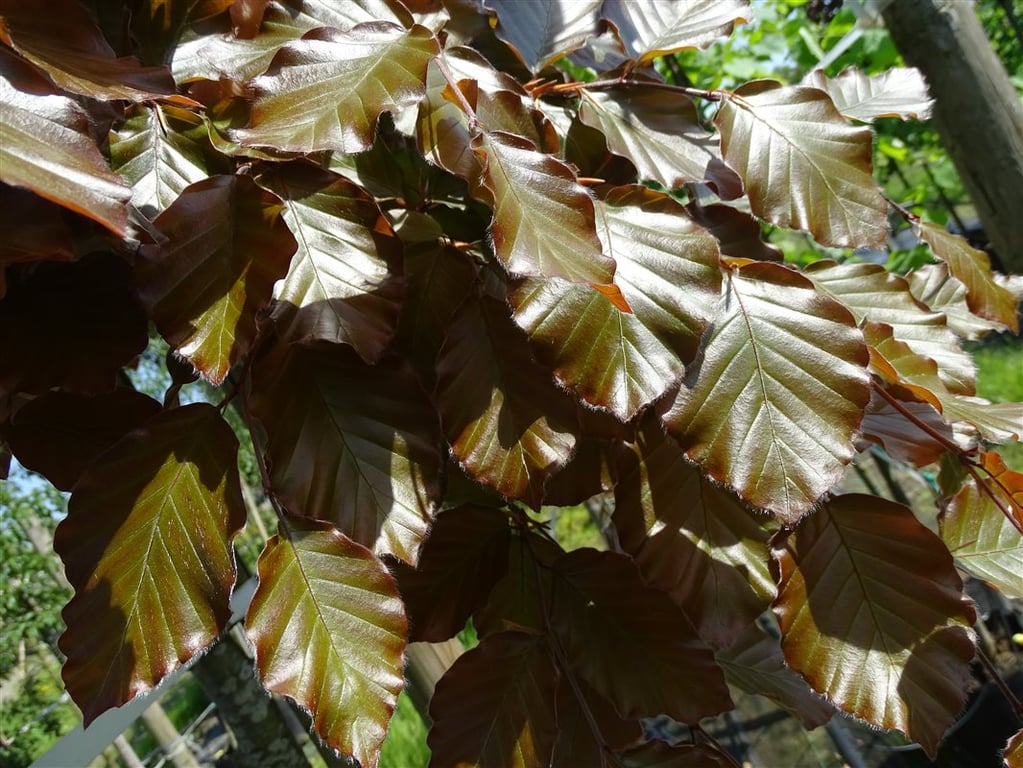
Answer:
xmin=246 ymin=516 xmax=406 ymax=768
xmin=486 ymin=0 xmax=600 ymax=73
xmin=803 ymin=67 xmax=933 ymax=122
xmin=603 ymin=0 xmax=752 ymax=62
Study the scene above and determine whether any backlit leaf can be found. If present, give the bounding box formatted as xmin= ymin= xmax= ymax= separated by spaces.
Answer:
xmin=977 ymin=451 xmax=1023 ymax=534
xmin=435 ymin=295 xmax=579 ymax=508
xmin=916 ymin=220 xmax=1019 ymax=333
xmin=250 ymin=342 xmax=442 ymax=563
xmin=427 ymin=631 xmax=559 ymax=768
xmin=772 ymin=494 xmax=977 ymax=756
xmin=257 ymin=163 xmax=405 ymax=362
xmin=511 ymin=186 xmax=720 ymax=421
xmin=246 ymin=516 xmax=406 ymax=768
xmin=136 ymin=174 xmax=296 ymax=385
xmin=603 ymin=0 xmax=752 ymax=63
xmin=474 ymin=130 xmax=613 ymax=284
xmin=1005 ymin=728 xmax=1023 ymax=768
xmin=237 ymin=23 xmax=438 ymax=154
xmin=715 ymin=81 xmax=888 ymax=248
xmin=0 ymin=50 xmax=130 ymax=234
xmin=549 ymin=548 xmax=732 ymax=722
xmin=577 ymin=86 xmax=741 ymax=196
xmin=55 ymin=404 xmax=246 ymax=723
xmin=803 ymin=67 xmax=933 ymax=122
xmin=485 ymin=0 xmax=600 ymax=73
xmin=663 ymin=262 xmax=870 ymax=524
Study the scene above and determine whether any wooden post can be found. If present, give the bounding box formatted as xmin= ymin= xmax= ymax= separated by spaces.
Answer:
xmin=883 ymin=0 xmax=1023 ymax=273
xmin=139 ymin=701 xmax=201 ymax=768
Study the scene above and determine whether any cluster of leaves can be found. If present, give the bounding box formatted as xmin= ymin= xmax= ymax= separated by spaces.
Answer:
xmin=1 ymin=1 xmax=1022 ymax=766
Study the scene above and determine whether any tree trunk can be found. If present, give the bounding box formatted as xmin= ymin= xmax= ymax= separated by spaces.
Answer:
xmin=883 ymin=0 xmax=1023 ymax=273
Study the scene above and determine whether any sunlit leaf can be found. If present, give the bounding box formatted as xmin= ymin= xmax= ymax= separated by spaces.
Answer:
xmin=246 ymin=516 xmax=406 ymax=768
xmin=0 ymin=0 xmax=176 ymax=101
xmin=485 ymin=0 xmax=600 ymax=73
xmin=603 ymin=0 xmax=752 ymax=63
xmin=772 ymin=494 xmax=977 ymax=756
xmin=136 ymin=174 xmax=296 ymax=385
xmin=908 ymin=264 xmax=1008 ymax=340
xmin=257 ymin=163 xmax=405 ymax=362
xmin=976 ymin=451 xmax=1023 ymax=534
xmin=435 ymin=295 xmax=579 ymax=508
xmin=663 ymin=262 xmax=870 ymax=524
xmin=916 ymin=219 xmax=1019 ymax=333
xmin=715 ymin=81 xmax=888 ymax=248
xmin=237 ymin=23 xmax=437 ymax=154
xmin=549 ymin=548 xmax=732 ymax=722
xmin=427 ymin=631 xmax=559 ymax=768
xmin=389 ymin=505 xmax=511 ymax=642
xmin=618 ymin=740 xmax=734 ymax=767
xmin=0 ymin=50 xmax=130 ymax=234
xmin=250 ymin=341 xmax=442 ymax=563
xmin=1005 ymin=728 xmax=1023 ymax=768
xmin=474 ymin=130 xmax=613 ymax=284
xmin=577 ymin=86 xmax=741 ymax=196
xmin=613 ymin=415 xmax=774 ymax=648
xmin=511 ymin=186 xmax=720 ymax=421
xmin=55 ymin=404 xmax=246 ymax=723
xmin=803 ymin=67 xmax=933 ymax=122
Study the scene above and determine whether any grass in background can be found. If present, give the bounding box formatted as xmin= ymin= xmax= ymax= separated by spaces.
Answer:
xmin=379 ymin=692 xmax=429 ymax=768
xmin=970 ymin=337 xmax=1023 ymax=472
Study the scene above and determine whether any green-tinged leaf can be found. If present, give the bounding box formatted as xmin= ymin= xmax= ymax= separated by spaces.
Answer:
xmin=511 ymin=187 xmax=720 ymax=421
xmin=485 ymin=0 xmax=600 ymax=73
xmin=1005 ymin=728 xmax=1023 ymax=768
xmin=803 ymin=67 xmax=933 ymax=122
xmin=55 ymin=404 xmax=246 ymax=723
xmin=0 ymin=254 xmax=148 ymax=394
xmin=663 ymin=262 xmax=870 ymax=524
xmin=250 ymin=342 xmax=442 ymax=563
xmin=859 ymin=390 xmax=952 ymax=467
xmin=136 ymin=174 xmax=296 ymax=384
xmin=916 ymin=220 xmax=1019 ymax=333
xmin=0 ymin=50 xmax=130 ymax=234
xmin=389 ymin=505 xmax=511 ymax=642
xmin=0 ymin=0 xmax=176 ymax=101
xmin=436 ymin=295 xmax=579 ymax=508
xmin=110 ymin=104 xmax=220 ymax=216
xmin=806 ymin=261 xmax=975 ymax=395
xmin=0 ymin=185 xmax=75 ymax=297
xmin=618 ymin=741 xmax=733 ymax=767
xmin=427 ymin=631 xmax=559 ymax=768
xmin=772 ymin=494 xmax=977 ymax=757
xmin=246 ymin=516 xmax=406 ymax=768
xmin=603 ymin=0 xmax=752 ymax=62
xmin=552 ymin=676 xmax=642 ymax=768
xmin=908 ymin=264 xmax=1008 ymax=340
xmin=473 ymin=130 xmax=613 ymax=284
xmin=549 ymin=548 xmax=732 ymax=722
xmin=1 ymin=389 xmax=161 ymax=491
xmin=942 ymin=469 xmax=1023 ymax=597
xmin=716 ymin=621 xmax=834 ymax=729
xmin=942 ymin=397 xmax=1023 ymax=445
xmin=715 ymin=81 xmax=888 ymax=248
xmin=613 ymin=416 xmax=774 ymax=648
xmin=685 ymin=202 xmax=782 ymax=262
xmin=257 ymin=163 xmax=405 ymax=362
xmin=577 ymin=86 xmax=741 ymax=197
xmin=237 ymin=23 xmax=437 ymax=154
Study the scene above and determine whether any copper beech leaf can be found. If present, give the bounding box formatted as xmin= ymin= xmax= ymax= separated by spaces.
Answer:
xmin=908 ymin=264 xmax=1009 ymax=340
xmin=0 ymin=50 xmax=130 ymax=235
xmin=552 ymin=676 xmax=642 ymax=768
xmin=0 ymin=0 xmax=176 ymax=101
xmin=803 ymin=67 xmax=933 ymax=122
xmin=511 ymin=186 xmax=720 ymax=421
xmin=237 ymin=23 xmax=438 ymax=154
xmin=436 ymin=295 xmax=579 ymax=508
xmin=772 ymin=494 xmax=977 ymax=757
xmin=859 ymin=391 xmax=953 ymax=468
xmin=977 ymin=451 xmax=1023 ymax=534
xmin=715 ymin=81 xmax=888 ymax=249
xmin=663 ymin=262 xmax=870 ymax=524
xmin=427 ymin=631 xmax=559 ymax=768
xmin=549 ymin=548 xmax=732 ymax=723
xmin=613 ymin=416 xmax=774 ymax=648
xmin=577 ymin=86 xmax=741 ymax=197
xmin=618 ymin=741 xmax=733 ymax=767
xmin=473 ymin=130 xmax=613 ymax=285
xmin=603 ymin=0 xmax=752 ymax=63
xmin=0 ymin=186 xmax=76 ymax=297
xmin=685 ymin=202 xmax=783 ymax=262
xmin=246 ymin=516 xmax=407 ymax=768
xmin=1006 ymin=729 xmax=1023 ymax=768
xmin=250 ymin=342 xmax=441 ymax=564
xmin=257 ymin=163 xmax=405 ymax=362
xmin=916 ymin=219 xmax=1019 ymax=333
xmin=485 ymin=0 xmax=600 ymax=73
xmin=54 ymin=404 xmax=246 ymax=723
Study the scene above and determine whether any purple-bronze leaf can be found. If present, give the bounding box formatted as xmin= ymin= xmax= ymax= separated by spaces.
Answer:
xmin=772 ymin=494 xmax=977 ymax=757
xmin=0 ymin=186 xmax=76 ymax=296
xmin=552 ymin=676 xmax=643 ymax=768
xmin=246 ymin=516 xmax=407 ymax=768
xmin=618 ymin=740 xmax=734 ymax=767
xmin=803 ymin=66 xmax=933 ymax=123
xmin=603 ymin=0 xmax=752 ymax=63
xmin=55 ymin=404 xmax=246 ymax=724
xmin=485 ymin=0 xmax=601 ymax=73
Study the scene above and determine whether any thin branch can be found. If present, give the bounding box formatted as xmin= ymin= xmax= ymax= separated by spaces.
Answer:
xmin=239 ymin=389 xmax=291 ymax=536
xmin=872 ymin=384 xmax=962 ymax=455
xmin=976 ymin=644 xmax=1023 ymax=723
xmin=552 ymin=76 xmax=725 ymax=102
xmin=434 ymin=53 xmax=479 ymax=131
